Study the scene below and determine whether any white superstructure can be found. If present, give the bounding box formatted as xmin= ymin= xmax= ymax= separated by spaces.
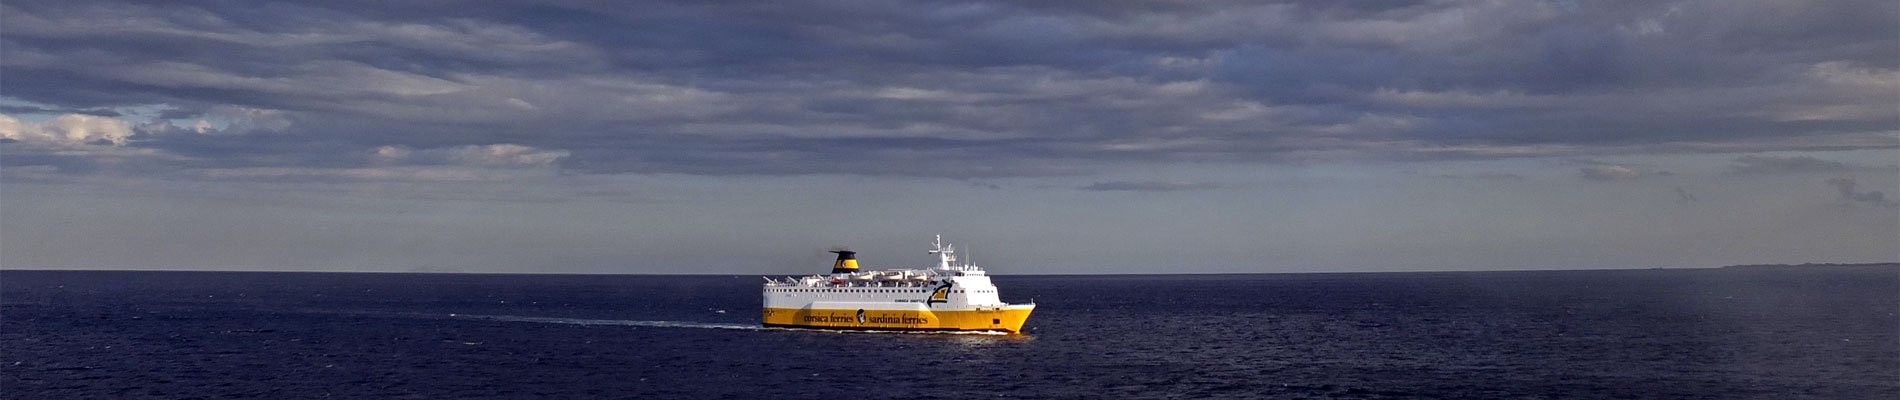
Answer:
xmin=760 ymin=235 xmax=1035 ymax=333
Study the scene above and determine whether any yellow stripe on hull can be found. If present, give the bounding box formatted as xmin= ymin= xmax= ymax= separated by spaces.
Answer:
xmin=762 ymin=306 xmax=1034 ymax=334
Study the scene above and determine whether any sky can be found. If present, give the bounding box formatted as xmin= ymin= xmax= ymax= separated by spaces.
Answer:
xmin=1 ymin=0 xmax=1896 ymax=274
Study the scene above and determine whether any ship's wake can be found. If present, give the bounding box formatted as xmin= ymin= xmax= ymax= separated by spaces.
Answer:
xmin=450 ymin=313 xmax=764 ymax=331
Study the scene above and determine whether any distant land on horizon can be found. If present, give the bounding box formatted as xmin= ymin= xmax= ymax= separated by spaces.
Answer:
xmin=1718 ymin=262 xmax=1900 ymax=270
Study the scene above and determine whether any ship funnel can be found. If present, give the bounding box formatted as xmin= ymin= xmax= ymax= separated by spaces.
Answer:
xmin=829 ymin=250 xmax=859 ymax=274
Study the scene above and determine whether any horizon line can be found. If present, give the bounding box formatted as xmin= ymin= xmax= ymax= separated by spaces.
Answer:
xmin=4 ymin=263 xmax=1895 ymax=277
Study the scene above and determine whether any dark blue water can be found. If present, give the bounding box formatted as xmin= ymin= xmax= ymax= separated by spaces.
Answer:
xmin=4 ymin=266 xmax=1896 ymax=399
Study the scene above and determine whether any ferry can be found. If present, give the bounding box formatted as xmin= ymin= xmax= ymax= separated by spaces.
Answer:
xmin=761 ymin=235 xmax=1036 ymax=334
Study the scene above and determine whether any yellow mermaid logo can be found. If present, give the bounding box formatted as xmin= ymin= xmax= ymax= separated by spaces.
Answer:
xmin=926 ymin=283 xmax=951 ymax=307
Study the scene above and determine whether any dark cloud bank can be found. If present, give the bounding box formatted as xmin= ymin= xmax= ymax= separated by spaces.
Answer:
xmin=2 ymin=0 xmax=1896 ymax=181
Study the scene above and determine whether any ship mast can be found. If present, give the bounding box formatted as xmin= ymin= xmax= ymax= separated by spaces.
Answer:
xmin=930 ymin=234 xmax=953 ymax=269
xmin=929 ymin=234 xmax=982 ymax=273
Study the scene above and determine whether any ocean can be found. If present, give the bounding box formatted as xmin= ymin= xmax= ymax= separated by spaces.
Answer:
xmin=3 ymin=266 xmax=1896 ymax=399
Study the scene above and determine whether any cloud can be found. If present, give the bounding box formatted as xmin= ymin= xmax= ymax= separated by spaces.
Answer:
xmin=963 ymin=179 xmax=1002 ymax=190
xmin=1081 ymin=181 xmax=1222 ymax=192
xmin=1825 ymin=177 xmax=1899 ymax=208
xmin=0 ymin=0 xmax=1893 ymax=179
xmin=1580 ymin=165 xmax=1642 ymax=181
xmin=1436 ymin=172 xmax=1526 ymax=180
xmin=1727 ymin=155 xmax=1853 ymax=175
xmin=171 ymin=144 xmax=571 ymax=184
xmin=197 ymin=166 xmax=522 ymax=183
xmin=373 ymin=144 xmax=570 ymax=168
xmin=0 ymin=104 xmax=120 ymax=117
xmin=196 ymin=105 xmax=292 ymax=134
xmin=1369 ymin=88 xmax=1560 ymax=109
xmin=0 ymin=113 xmax=134 ymax=146
xmin=1726 ymin=154 xmax=1897 ymax=175
xmin=1553 ymin=159 xmax=1612 ymax=166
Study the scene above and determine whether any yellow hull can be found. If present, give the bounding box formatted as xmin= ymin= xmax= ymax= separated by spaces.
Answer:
xmin=761 ymin=306 xmax=1034 ymax=334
